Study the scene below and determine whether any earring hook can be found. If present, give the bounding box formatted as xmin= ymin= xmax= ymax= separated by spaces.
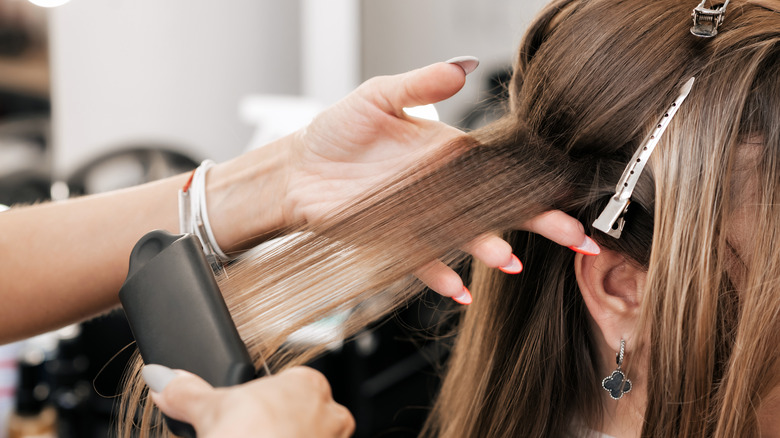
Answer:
xmin=616 ymin=339 xmax=626 ymax=368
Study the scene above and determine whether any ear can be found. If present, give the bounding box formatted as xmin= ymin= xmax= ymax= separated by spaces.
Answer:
xmin=574 ymin=249 xmax=646 ymax=350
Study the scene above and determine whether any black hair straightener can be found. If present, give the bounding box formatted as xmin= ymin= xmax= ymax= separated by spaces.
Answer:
xmin=119 ymin=230 xmax=257 ymax=438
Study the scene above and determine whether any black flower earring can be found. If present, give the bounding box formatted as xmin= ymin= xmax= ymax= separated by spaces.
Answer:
xmin=601 ymin=339 xmax=632 ymax=400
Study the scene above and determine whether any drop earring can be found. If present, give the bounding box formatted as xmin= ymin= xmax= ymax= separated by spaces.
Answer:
xmin=601 ymin=339 xmax=632 ymax=400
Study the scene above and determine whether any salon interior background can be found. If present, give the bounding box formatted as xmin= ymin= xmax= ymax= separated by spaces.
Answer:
xmin=0 ymin=0 xmax=547 ymax=437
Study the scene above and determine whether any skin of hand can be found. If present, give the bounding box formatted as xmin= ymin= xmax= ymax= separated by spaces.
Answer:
xmin=0 ymin=60 xmax=597 ymax=343
xmin=143 ymin=365 xmax=355 ymax=438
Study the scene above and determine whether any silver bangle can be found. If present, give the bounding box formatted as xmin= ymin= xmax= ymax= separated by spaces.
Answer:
xmin=178 ymin=159 xmax=229 ymax=271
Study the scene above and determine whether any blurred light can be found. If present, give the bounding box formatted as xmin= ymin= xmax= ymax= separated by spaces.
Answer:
xmin=403 ymin=104 xmax=440 ymax=121
xmin=28 ymin=0 xmax=71 ymax=7
xmin=240 ymin=95 xmax=325 ymax=151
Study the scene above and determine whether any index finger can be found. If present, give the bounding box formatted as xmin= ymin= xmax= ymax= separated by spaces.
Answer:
xmin=522 ymin=210 xmax=600 ymax=255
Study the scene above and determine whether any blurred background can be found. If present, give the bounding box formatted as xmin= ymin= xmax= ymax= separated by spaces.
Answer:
xmin=0 ymin=0 xmax=547 ymax=436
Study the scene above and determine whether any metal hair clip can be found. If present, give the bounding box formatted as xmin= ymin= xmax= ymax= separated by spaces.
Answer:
xmin=691 ymin=0 xmax=730 ymax=37
xmin=592 ymin=77 xmax=695 ymax=239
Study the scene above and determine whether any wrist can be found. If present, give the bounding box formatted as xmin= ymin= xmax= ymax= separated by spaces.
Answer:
xmin=205 ymin=135 xmax=294 ymax=253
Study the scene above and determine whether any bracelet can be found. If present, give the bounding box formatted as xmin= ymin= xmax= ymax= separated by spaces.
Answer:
xmin=178 ymin=160 xmax=229 ymax=271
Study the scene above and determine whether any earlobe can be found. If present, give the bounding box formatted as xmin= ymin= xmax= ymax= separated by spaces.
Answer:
xmin=574 ymin=250 xmax=645 ymax=348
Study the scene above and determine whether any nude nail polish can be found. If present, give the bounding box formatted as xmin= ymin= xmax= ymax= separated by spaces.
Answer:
xmin=446 ymin=56 xmax=479 ymax=75
xmin=142 ymin=364 xmax=178 ymax=393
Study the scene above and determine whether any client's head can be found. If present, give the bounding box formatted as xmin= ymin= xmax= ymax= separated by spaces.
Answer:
xmin=430 ymin=0 xmax=780 ymax=436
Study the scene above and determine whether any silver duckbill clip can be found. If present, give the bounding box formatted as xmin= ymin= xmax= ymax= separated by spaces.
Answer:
xmin=691 ymin=0 xmax=730 ymax=38
xmin=593 ymin=77 xmax=695 ymax=239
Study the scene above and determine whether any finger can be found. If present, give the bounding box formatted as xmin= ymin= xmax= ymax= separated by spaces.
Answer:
xmin=330 ymin=403 xmax=356 ymax=438
xmin=278 ymin=366 xmax=333 ymax=400
xmin=142 ymin=364 xmax=214 ymax=424
xmin=367 ymin=58 xmax=478 ymax=116
xmin=414 ymin=260 xmax=470 ymax=304
xmin=463 ymin=234 xmax=521 ymax=273
xmin=522 ymin=210 xmax=600 ymax=255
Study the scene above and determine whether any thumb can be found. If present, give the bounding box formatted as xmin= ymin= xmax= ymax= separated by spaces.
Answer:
xmin=142 ymin=364 xmax=215 ymax=424
xmin=367 ymin=56 xmax=479 ymax=116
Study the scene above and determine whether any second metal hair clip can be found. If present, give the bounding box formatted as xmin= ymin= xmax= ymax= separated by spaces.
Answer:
xmin=691 ymin=0 xmax=731 ymax=38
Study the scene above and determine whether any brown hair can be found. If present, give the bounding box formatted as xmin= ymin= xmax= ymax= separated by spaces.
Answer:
xmin=119 ymin=0 xmax=780 ymax=436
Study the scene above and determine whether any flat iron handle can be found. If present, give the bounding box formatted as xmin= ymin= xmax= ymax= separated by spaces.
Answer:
xmin=119 ymin=230 xmax=256 ymax=437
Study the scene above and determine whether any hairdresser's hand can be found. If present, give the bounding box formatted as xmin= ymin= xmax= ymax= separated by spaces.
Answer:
xmin=284 ymin=57 xmax=513 ymax=302
xmin=287 ymin=58 xmax=472 ymax=225
xmin=143 ymin=365 xmax=354 ymax=438
xmin=283 ymin=59 xmax=598 ymax=302
xmin=415 ymin=211 xmax=599 ymax=303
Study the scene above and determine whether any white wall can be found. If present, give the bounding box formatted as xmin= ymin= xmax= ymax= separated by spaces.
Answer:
xmin=301 ymin=0 xmax=360 ymax=106
xmin=48 ymin=0 xmax=301 ymax=176
xmin=47 ymin=0 xmax=550 ymax=176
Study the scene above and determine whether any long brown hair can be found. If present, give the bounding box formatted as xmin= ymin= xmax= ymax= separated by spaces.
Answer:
xmin=119 ymin=0 xmax=780 ymax=436
xmin=429 ymin=1 xmax=780 ymax=436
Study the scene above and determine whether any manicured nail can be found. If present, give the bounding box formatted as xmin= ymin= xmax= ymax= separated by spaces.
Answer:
xmin=569 ymin=236 xmax=601 ymax=256
xmin=498 ymin=254 xmax=523 ymax=274
xmin=142 ymin=364 xmax=178 ymax=393
xmin=452 ymin=286 xmax=473 ymax=305
xmin=446 ymin=56 xmax=479 ymax=75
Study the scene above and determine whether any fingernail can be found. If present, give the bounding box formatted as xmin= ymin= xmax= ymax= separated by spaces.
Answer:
xmin=445 ymin=56 xmax=479 ymax=75
xmin=142 ymin=364 xmax=178 ymax=393
xmin=498 ymin=254 xmax=523 ymax=274
xmin=452 ymin=286 xmax=473 ymax=305
xmin=569 ymin=236 xmax=601 ymax=256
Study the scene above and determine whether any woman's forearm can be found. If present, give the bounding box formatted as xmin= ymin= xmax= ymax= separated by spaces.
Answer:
xmin=0 ymin=135 xmax=293 ymax=344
